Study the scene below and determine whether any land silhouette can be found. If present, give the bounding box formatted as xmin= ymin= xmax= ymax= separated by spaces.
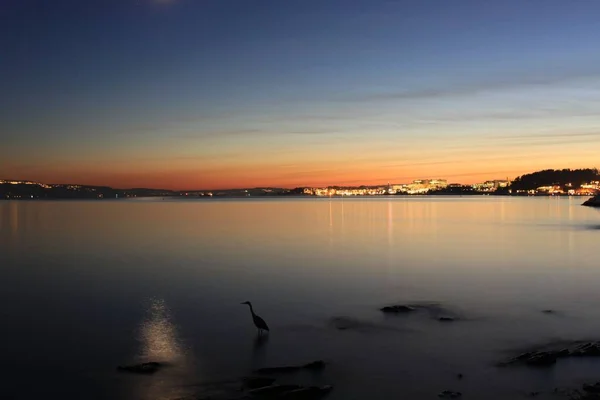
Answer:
xmin=1 ymin=168 xmax=598 ymax=200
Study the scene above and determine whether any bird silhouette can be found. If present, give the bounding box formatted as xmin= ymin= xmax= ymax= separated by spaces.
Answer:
xmin=241 ymin=301 xmax=270 ymax=335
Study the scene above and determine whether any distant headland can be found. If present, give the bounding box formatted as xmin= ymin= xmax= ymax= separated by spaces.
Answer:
xmin=1 ymin=168 xmax=598 ymax=200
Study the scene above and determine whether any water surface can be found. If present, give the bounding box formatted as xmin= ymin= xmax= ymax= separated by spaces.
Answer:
xmin=2 ymin=197 xmax=600 ymax=399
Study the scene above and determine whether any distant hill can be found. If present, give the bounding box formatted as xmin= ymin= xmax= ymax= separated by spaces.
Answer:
xmin=510 ymin=168 xmax=599 ymax=191
xmin=0 ymin=180 xmax=296 ymax=199
xmin=0 ymin=182 xmax=175 ymax=199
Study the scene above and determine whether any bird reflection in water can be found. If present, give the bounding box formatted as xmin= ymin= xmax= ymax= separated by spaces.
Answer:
xmin=251 ymin=332 xmax=270 ymax=368
xmin=254 ymin=333 xmax=269 ymax=350
xmin=128 ymin=298 xmax=195 ymax=400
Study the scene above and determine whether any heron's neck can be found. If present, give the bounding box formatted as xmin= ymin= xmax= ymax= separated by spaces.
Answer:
xmin=247 ymin=304 xmax=255 ymax=316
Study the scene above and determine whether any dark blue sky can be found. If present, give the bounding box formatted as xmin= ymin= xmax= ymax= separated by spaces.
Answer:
xmin=2 ymin=0 xmax=600 ymax=188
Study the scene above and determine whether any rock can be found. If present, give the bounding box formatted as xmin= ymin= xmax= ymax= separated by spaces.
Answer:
xmin=254 ymin=360 xmax=325 ymax=374
xmin=542 ymin=309 xmax=555 ymax=314
xmin=438 ymin=317 xmax=455 ymax=322
xmin=117 ymin=361 xmax=162 ymax=374
xmin=583 ymin=383 xmax=600 ymax=393
xmin=380 ymin=305 xmax=416 ymax=313
xmin=303 ymin=360 xmax=326 ymax=370
xmin=438 ymin=390 xmax=462 ymax=398
xmin=502 ymin=349 xmax=571 ymax=367
xmin=556 ymin=349 xmax=571 ymax=358
xmin=329 ymin=316 xmax=401 ymax=333
xmin=280 ymin=385 xmax=333 ymax=399
xmin=572 ymin=342 xmax=600 ymax=357
xmin=527 ymin=391 xmax=540 ymax=397
xmin=248 ymin=384 xmax=302 ymax=396
xmin=525 ymin=352 xmax=559 ymax=366
xmin=242 ymin=376 xmax=277 ymax=389
xmin=514 ymin=352 xmax=534 ymax=361
xmin=456 ymin=373 xmax=463 ymax=380
xmin=255 ymin=365 xmax=301 ymax=374
xmin=583 ymin=195 xmax=600 ymax=207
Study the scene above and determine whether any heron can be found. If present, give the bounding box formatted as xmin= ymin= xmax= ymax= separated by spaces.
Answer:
xmin=241 ymin=301 xmax=270 ymax=335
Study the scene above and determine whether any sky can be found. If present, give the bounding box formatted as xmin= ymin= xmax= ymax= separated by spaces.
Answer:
xmin=1 ymin=0 xmax=600 ymax=190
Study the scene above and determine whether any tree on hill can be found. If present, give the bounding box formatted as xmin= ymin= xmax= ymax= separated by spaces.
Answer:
xmin=510 ymin=168 xmax=599 ymax=190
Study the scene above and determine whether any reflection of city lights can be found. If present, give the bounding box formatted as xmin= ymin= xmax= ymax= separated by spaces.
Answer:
xmin=9 ymin=202 xmax=19 ymax=235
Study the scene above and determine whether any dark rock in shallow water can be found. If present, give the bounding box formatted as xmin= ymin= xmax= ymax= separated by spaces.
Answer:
xmin=303 ymin=360 xmax=326 ymax=370
xmin=571 ymin=342 xmax=600 ymax=357
xmin=380 ymin=302 xmax=467 ymax=322
xmin=248 ymin=384 xmax=302 ymax=396
xmin=242 ymin=376 xmax=277 ymax=389
xmin=500 ymin=341 xmax=600 ymax=367
xmin=117 ymin=361 xmax=162 ymax=374
xmin=380 ymin=305 xmax=416 ymax=313
xmin=329 ymin=316 xmax=402 ymax=332
xmin=584 ymin=383 xmax=600 ymax=394
xmin=526 ymin=352 xmax=559 ymax=366
xmin=254 ymin=360 xmax=325 ymax=374
xmin=280 ymin=385 xmax=333 ymax=399
xmin=438 ymin=390 xmax=462 ymax=398
xmin=583 ymin=195 xmax=600 ymax=207
xmin=502 ymin=349 xmax=569 ymax=367
xmin=542 ymin=309 xmax=555 ymax=314
xmin=456 ymin=373 xmax=463 ymax=380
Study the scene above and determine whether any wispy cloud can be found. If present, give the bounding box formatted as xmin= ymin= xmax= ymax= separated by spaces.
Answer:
xmin=491 ymin=131 xmax=600 ymax=141
xmin=334 ymin=69 xmax=600 ymax=103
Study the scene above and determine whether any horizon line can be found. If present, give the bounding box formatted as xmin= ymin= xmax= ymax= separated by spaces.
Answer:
xmin=3 ymin=167 xmax=599 ymax=192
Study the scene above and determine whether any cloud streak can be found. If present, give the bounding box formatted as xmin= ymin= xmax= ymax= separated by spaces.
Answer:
xmin=334 ymin=69 xmax=600 ymax=104
xmin=151 ymin=0 xmax=179 ymax=5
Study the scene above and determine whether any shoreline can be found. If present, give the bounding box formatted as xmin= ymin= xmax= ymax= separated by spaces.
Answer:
xmin=1 ymin=193 xmax=597 ymax=201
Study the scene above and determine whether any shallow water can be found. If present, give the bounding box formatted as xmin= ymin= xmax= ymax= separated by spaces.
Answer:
xmin=1 ymin=196 xmax=600 ymax=399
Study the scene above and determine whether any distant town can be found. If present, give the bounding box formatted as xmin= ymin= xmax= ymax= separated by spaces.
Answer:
xmin=1 ymin=168 xmax=598 ymax=200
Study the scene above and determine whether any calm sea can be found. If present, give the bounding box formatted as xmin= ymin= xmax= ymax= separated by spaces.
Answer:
xmin=1 ymin=197 xmax=600 ymax=400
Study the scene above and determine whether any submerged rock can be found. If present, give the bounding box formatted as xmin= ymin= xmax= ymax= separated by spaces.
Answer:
xmin=254 ymin=360 xmax=325 ymax=374
xmin=526 ymin=352 xmax=560 ymax=366
xmin=571 ymin=342 xmax=600 ymax=357
xmin=583 ymin=383 xmax=600 ymax=394
xmin=246 ymin=384 xmax=332 ymax=399
xmin=499 ymin=341 xmax=600 ymax=367
xmin=242 ymin=376 xmax=277 ymax=389
xmin=438 ymin=390 xmax=462 ymax=398
xmin=303 ymin=361 xmax=326 ymax=370
xmin=117 ymin=361 xmax=162 ymax=374
xmin=380 ymin=302 xmax=467 ymax=323
xmin=329 ymin=316 xmax=402 ymax=333
xmin=380 ymin=305 xmax=416 ymax=313
xmin=280 ymin=385 xmax=333 ymax=399
xmin=185 ymin=377 xmax=333 ymax=400
xmin=501 ymin=349 xmax=569 ymax=367
xmin=555 ymin=382 xmax=600 ymax=400
xmin=248 ymin=384 xmax=302 ymax=396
